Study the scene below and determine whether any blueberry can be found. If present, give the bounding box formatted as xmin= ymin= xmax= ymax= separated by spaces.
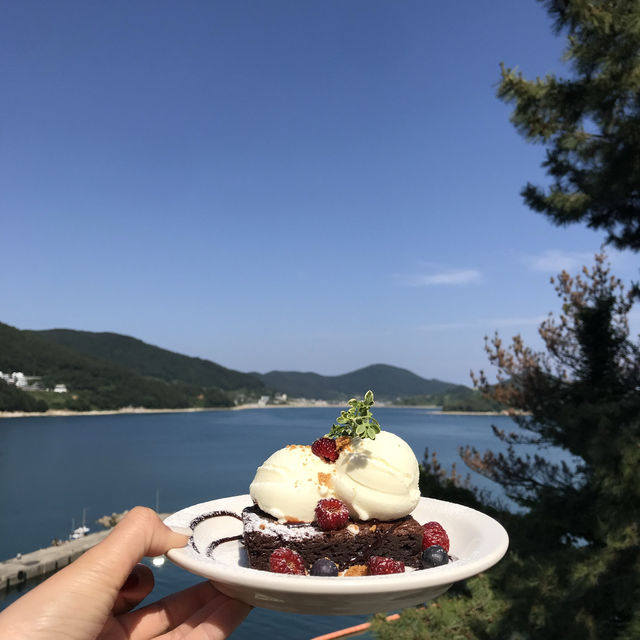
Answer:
xmin=422 ymin=544 xmax=449 ymax=568
xmin=310 ymin=557 xmax=339 ymax=576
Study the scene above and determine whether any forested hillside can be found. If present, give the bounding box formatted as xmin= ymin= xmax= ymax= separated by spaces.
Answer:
xmin=0 ymin=323 xmax=248 ymax=411
xmin=31 ymin=328 xmax=264 ymax=391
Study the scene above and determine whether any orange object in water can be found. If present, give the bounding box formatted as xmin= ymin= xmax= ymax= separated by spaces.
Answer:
xmin=310 ymin=613 xmax=400 ymax=640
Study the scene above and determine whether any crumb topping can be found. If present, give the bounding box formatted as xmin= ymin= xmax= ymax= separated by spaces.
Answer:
xmin=285 ymin=444 xmax=311 ymax=451
xmin=342 ymin=564 xmax=368 ymax=577
xmin=317 ymin=471 xmax=334 ymax=488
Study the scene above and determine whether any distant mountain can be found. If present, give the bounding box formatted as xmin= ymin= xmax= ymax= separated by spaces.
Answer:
xmin=31 ymin=329 xmax=263 ymax=392
xmin=253 ymin=364 xmax=469 ymax=401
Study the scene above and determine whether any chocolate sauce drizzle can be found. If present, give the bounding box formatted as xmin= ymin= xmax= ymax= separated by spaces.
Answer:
xmin=189 ymin=510 xmax=243 ymax=556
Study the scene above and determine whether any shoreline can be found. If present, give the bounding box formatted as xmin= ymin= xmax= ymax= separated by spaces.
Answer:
xmin=0 ymin=404 xmax=512 ymax=420
xmin=0 ymin=403 xmax=342 ymax=419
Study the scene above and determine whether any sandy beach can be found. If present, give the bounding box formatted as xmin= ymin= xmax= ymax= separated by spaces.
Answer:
xmin=0 ymin=400 xmax=442 ymax=419
xmin=0 ymin=401 xmax=346 ymax=419
xmin=0 ymin=407 xmax=214 ymax=419
xmin=0 ymin=403 xmax=514 ymax=420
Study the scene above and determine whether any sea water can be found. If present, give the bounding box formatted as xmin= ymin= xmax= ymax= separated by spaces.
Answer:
xmin=0 ymin=407 xmax=533 ymax=638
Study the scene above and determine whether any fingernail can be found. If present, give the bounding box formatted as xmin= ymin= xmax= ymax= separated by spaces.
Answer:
xmin=123 ymin=569 xmax=140 ymax=591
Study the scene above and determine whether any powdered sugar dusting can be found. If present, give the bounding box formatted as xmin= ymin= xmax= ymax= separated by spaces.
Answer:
xmin=243 ymin=509 xmax=322 ymax=541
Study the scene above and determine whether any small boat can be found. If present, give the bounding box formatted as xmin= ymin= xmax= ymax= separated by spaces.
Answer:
xmin=69 ymin=508 xmax=90 ymax=539
xmin=69 ymin=524 xmax=90 ymax=539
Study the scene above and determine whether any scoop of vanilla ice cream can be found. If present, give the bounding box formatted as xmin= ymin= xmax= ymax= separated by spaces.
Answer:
xmin=249 ymin=444 xmax=336 ymax=522
xmin=333 ymin=430 xmax=420 ymax=521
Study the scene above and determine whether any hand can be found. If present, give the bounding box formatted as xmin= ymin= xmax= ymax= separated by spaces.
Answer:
xmin=0 ymin=507 xmax=252 ymax=639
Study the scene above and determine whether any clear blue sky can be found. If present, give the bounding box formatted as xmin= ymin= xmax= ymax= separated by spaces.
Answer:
xmin=2 ymin=1 xmax=638 ymax=385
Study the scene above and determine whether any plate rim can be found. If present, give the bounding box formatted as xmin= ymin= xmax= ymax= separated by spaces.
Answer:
xmin=164 ymin=494 xmax=509 ymax=595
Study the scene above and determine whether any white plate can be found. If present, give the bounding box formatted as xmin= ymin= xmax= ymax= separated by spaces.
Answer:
xmin=164 ymin=494 xmax=508 ymax=615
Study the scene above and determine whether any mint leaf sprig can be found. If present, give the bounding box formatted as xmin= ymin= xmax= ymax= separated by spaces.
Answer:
xmin=328 ymin=390 xmax=381 ymax=440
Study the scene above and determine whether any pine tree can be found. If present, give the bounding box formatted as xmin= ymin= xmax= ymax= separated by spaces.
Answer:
xmin=498 ymin=0 xmax=640 ymax=250
xmin=372 ymin=252 xmax=640 ymax=639
xmin=467 ymin=252 xmax=640 ymax=638
xmin=469 ymin=252 xmax=638 ymax=533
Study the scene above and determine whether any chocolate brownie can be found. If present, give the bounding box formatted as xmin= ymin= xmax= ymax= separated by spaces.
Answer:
xmin=242 ymin=504 xmax=423 ymax=571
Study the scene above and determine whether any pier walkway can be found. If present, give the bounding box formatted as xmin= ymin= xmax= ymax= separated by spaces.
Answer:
xmin=1 ymin=514 xmax=171 ymax=593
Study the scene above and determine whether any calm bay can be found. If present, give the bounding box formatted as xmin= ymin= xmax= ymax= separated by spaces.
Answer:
xmin=0 ymin=407 xmax=519 ymax=638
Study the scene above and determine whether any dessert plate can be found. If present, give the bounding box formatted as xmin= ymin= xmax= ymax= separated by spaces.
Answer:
xmin=164 ymin=494 xmax=508 ymax=615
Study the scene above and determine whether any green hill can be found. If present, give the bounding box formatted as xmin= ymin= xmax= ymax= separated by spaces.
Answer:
xmin=254 ymin=364 xmax=469 ymax=401
xmin=31 ymin=328 xmax=263 ymax=392
xmin=0 ymin=323 xmax=260 ymax=411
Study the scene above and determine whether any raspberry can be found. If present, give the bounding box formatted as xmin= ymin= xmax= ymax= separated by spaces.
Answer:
xmin=367 ymin=556 xmax=405 ymax=575
xmin=269 ymin=547 xmax=306 ymax=575
xmin=311 ymin=437 xmax=338 ymax=462
xmin=421 ymin=521 xmax=450 ymax=552
xmin=315 ymin=498 xmax=349 ymax=530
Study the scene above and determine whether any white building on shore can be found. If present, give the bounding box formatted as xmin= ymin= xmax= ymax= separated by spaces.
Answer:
xmin=0 ymin=371 xmax=28 ymax=387
xmin=1 ymin=371 xmax=58 ymax=392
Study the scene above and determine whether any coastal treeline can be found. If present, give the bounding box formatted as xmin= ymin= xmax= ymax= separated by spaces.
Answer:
xmin=0 ymin=379 xmax=48 ymax=413
xmin=373 ymin=2 xmax=640 ymax=638
xmin=396 ymin=388 xmax=504 ymax=412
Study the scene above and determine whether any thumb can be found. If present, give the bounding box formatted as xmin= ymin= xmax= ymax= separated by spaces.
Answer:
xmin=76 ymin=506 xmax=188 ymax=595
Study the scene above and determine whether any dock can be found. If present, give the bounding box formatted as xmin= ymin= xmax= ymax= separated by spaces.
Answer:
xmin=0 ymin=513 xmax=171 ymax=593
